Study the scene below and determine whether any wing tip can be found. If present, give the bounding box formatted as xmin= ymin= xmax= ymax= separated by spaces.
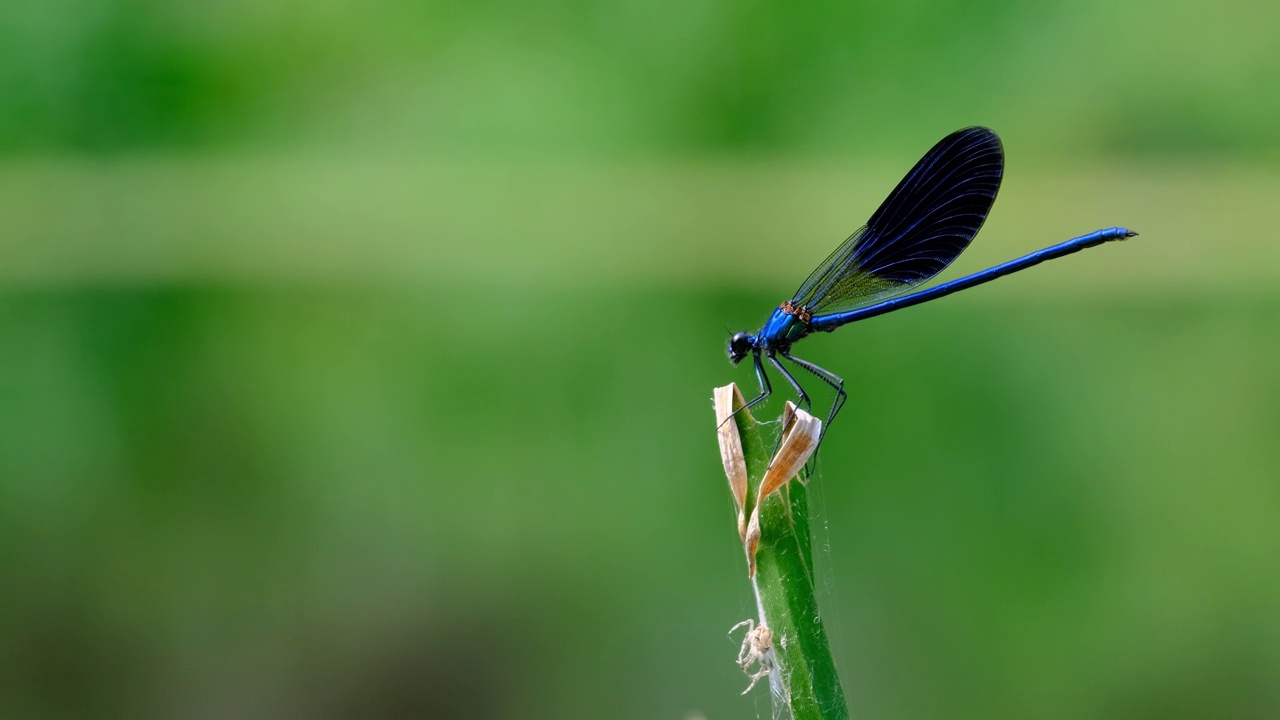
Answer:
xmin=954 ymin=125 xmax=1002 ymax=151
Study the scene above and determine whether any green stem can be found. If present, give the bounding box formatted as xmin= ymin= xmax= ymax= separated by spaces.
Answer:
xmin=717 ymin=385 xmax=848 ymax=720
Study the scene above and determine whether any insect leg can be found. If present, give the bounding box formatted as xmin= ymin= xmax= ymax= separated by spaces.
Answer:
xmin=767 ymin=353 xmax=811 ymax=412
xmin=780 ymin=352 xmax=847 ymax=439
xmin=720 ymin=351 xmax=773 ymax=431
xmin=742 ymin=351 xmax=773 ymax=412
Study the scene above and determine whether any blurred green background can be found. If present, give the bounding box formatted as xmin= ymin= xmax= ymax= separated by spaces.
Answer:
xmin=2 ymin=1 xmax=1278 ymax=718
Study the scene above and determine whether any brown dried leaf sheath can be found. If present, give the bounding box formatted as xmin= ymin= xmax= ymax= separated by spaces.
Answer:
xmin=758 ymin=402 xmax=821 ymax=500
xmin=742 ymin=402 xmax=820 ymax=575
xmin=714 ymin=384 xmax=750 ymax=540
xmin=716 ymin=384 xmax=822 ymax=576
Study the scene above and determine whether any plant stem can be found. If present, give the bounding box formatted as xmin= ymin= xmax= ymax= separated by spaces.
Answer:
xmin=715 ymin=384 xmax=849 ymax=720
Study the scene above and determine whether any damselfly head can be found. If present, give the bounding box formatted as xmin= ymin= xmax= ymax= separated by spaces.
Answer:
xmin=728 ymin=332 xmax=754 ymax=365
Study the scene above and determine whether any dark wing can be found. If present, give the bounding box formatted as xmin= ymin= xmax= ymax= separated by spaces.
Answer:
xmin=790 ymin=127 xmax=1004 ymax=315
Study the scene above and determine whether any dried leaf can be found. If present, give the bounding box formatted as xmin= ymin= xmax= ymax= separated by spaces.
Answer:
xmin=743 ymin=402 xmax=821 ymax=577
xmin=714 ymin=384 xmax=750 ymax=539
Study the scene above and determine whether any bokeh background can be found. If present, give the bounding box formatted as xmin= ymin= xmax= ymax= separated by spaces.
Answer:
xmin=2 ymin=1 xmax=1278 ymax=718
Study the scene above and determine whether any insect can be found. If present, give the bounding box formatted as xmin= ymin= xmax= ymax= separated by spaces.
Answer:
xmin=728 ymin=127 xmax=1135 ymax=437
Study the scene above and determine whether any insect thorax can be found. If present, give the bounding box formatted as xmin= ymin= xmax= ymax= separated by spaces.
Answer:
xmin=759 ymin=302 xmax=812 ymax=348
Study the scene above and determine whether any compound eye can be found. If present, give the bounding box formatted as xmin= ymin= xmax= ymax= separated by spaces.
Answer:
xmin=728 ymin=333 xmax=753 ymax=363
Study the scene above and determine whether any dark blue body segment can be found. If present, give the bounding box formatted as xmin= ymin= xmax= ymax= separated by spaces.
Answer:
xmin=725 ymin=126 xmax=1136 ymax=446
xmin=808 ymin=227 xmax=1134 ymax=332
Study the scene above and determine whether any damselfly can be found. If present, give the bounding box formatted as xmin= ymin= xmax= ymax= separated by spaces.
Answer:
xmin=728 ymin=126 xmax=1135 ymax=437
